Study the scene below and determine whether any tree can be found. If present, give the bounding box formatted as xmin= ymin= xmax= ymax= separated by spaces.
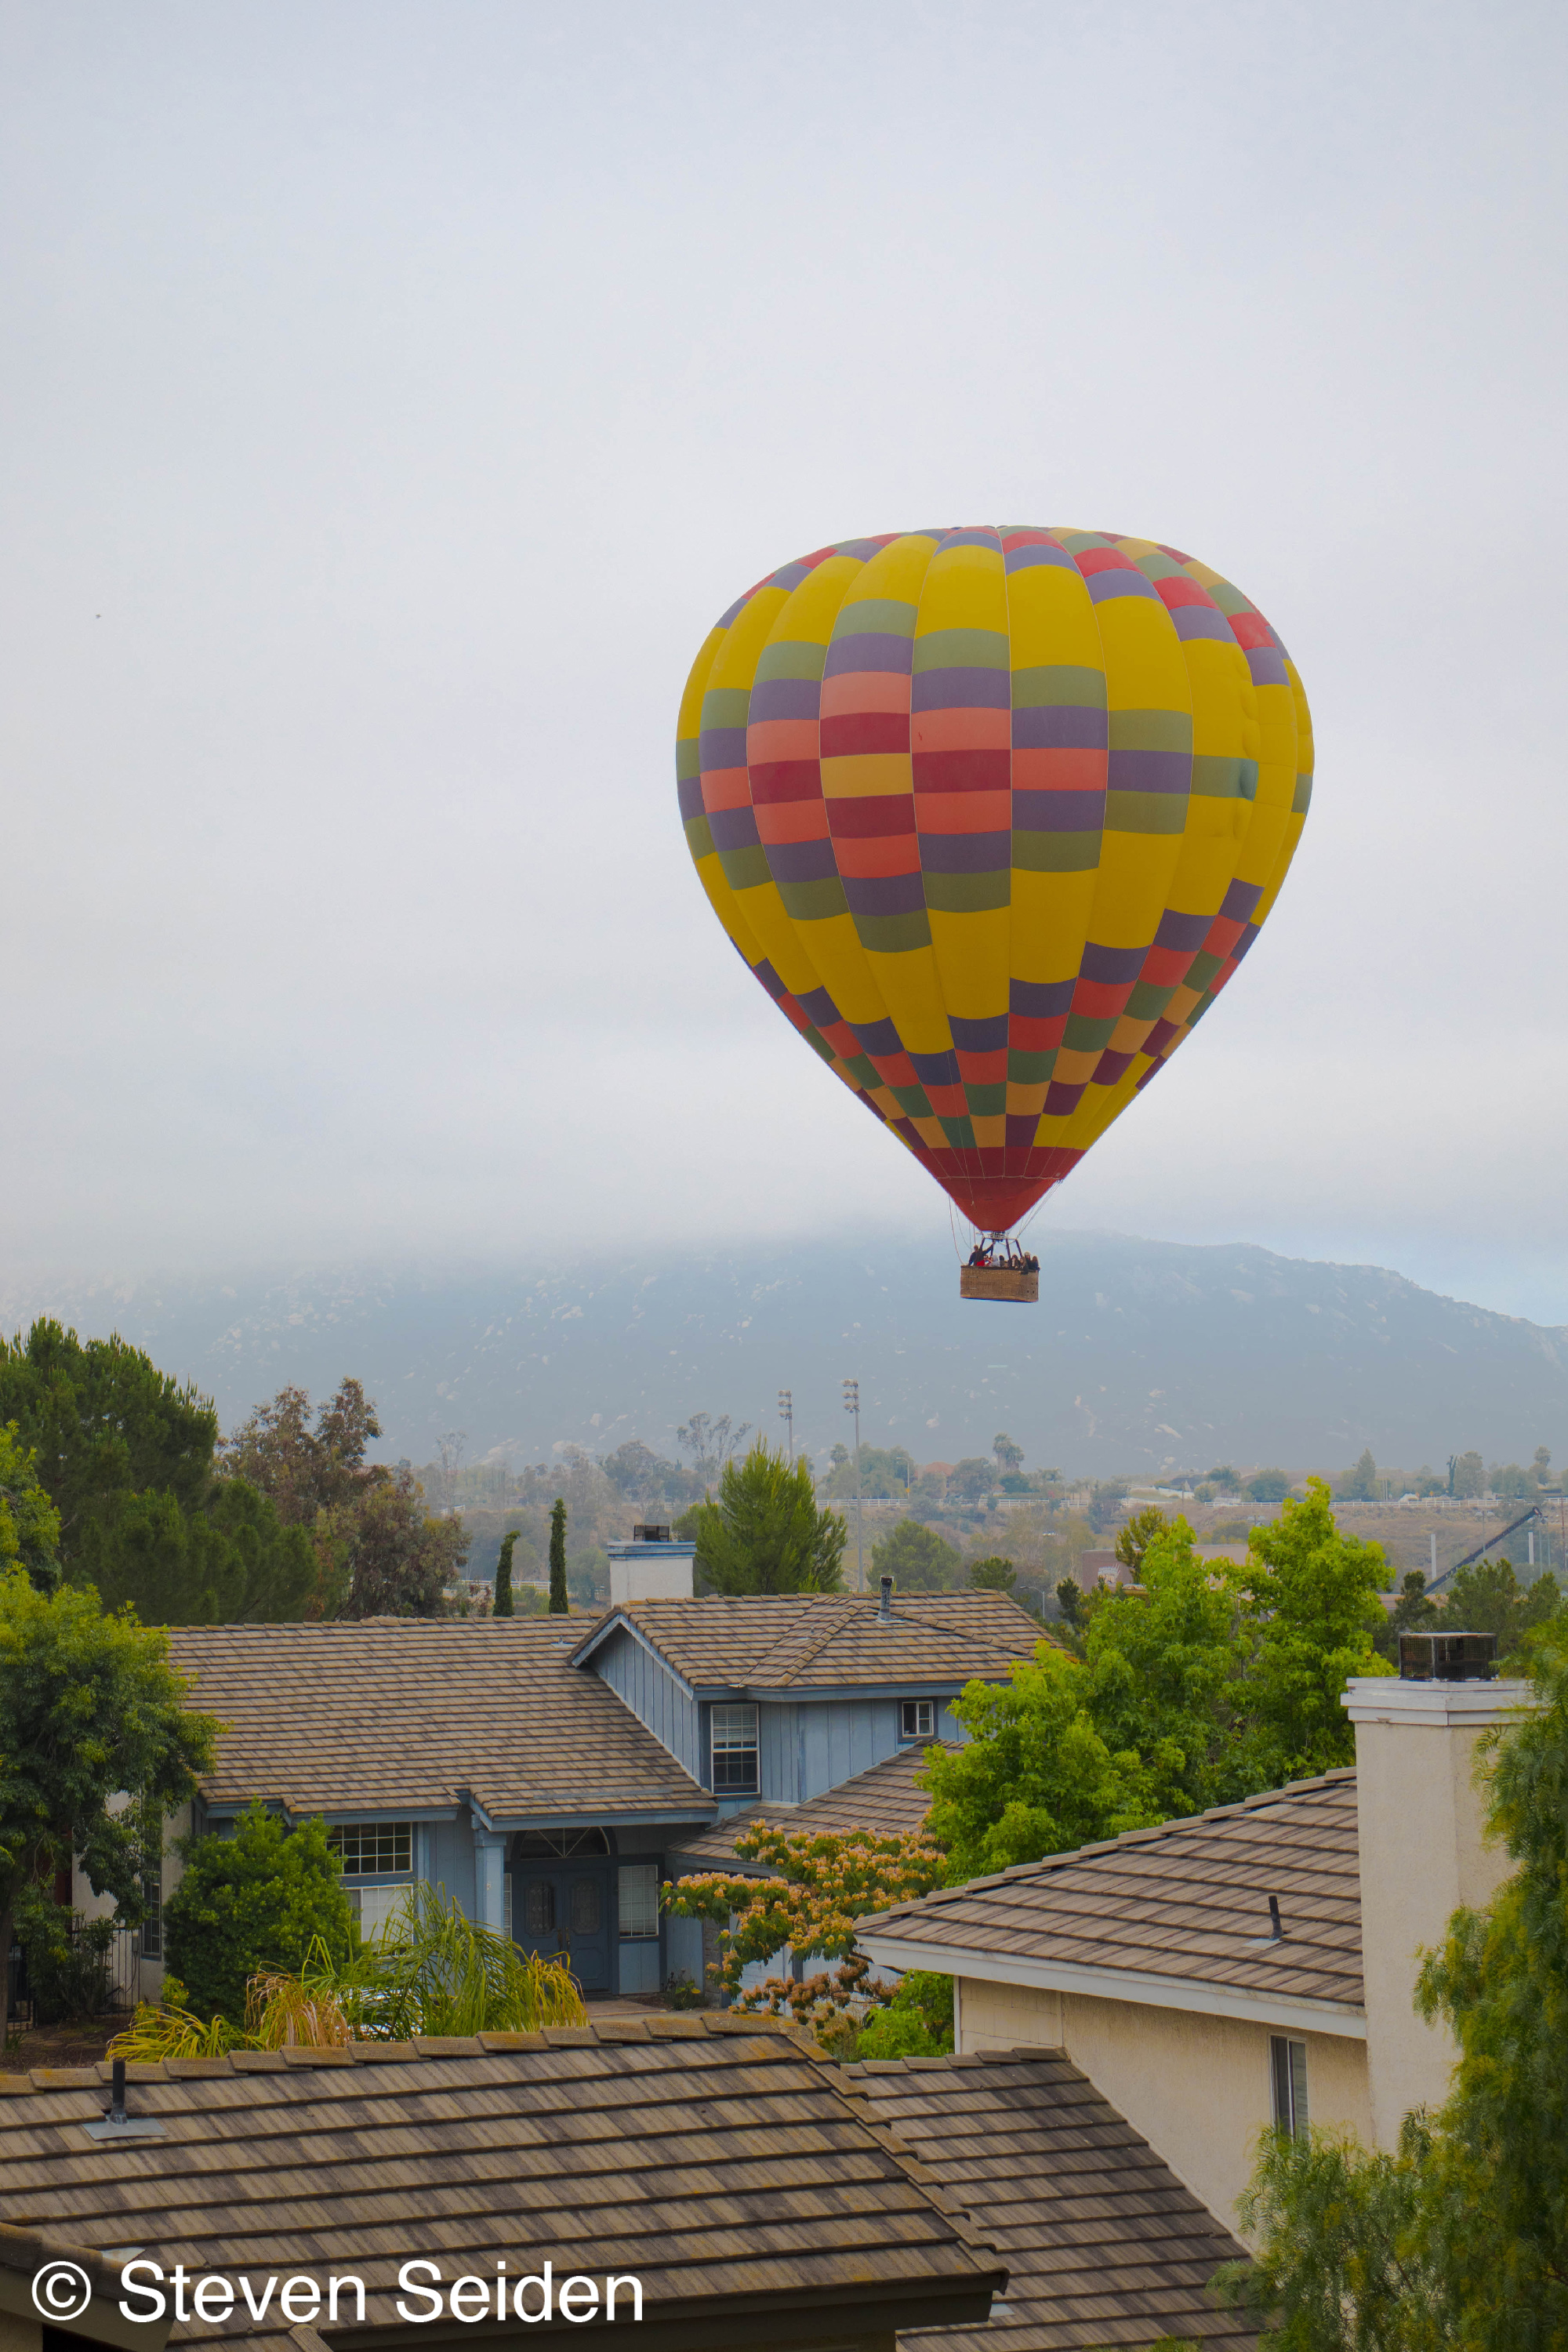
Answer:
xmin=1439 ymin=1556 xmax=1561 ymax=1662
xmin=162 ymin=1802 xmax=356 ymax=2022
xmin=692 ymin=1443 xmax=846 ymax=1595
xmin=566 ymin=1546 xmax=610 ymax=1606
xmin=1247 ymin=1468 xmax=1293 ymax=1503
xmin=871 ymin=1519 xmax=962 ymax=1593
xmin=1115 ymin=1504 xmax=1168 ymax=1578
xmin=993 ymin=1432 xmax=1025 ymax=1475
xmin=855 ymin=1969 xmax=954 ymax=2059
xmin=947 ymin=1457 xmax=996 ymax=1502
xmin=664 ymin=1818 xmax=944 ymax=2026
xmin=1083 ymin=1521 xmax=1252 ymax=1817
xmin=548 ymin=1498 xmax=568 ymax=1613
xmin=1451 ymin=1450 xmax=1485 ymax=1499
xmin=1374 ymin=1570 xmax=1441 ymax=1662
xmin=1087 ymin=1478 xmax=1130 ymax=1533
xmin=1234 ymin=1477 xmax=1392 ymax=1786
xmin=1338 ymin=1447 xmax=1379 ymax=1502
xmin=84 ymin=1476 xmax=317 ymax=1625
xmin=920 ymin=1645 xmax=1176 ymax=1881
xmin=1207 ymin=1465 xmax=1242 ymax=1491
xmin=314 ymin=1469 xmax=467 ymax=1618
xmin=220 ymin=1378 xmax=383 ymax=1523
xmin=0 ymin=1567 xmax=220 ymax=1973
xmin=1533 ymin=1446 xmax=1552 ymax=1487
xmin=967 ymin=1555 xmax=1016 ymax=1592
xmin=0 ymin=1425 xmax=60 ymax=1592
xmin=493 ymin=1530 xmax=518 ymax=1617
xmin=676 ymin=1413 xmax=750 ymax=1479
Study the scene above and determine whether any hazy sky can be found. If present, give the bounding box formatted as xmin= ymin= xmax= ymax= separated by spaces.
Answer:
xmin=5 ymin=2 xmax=1566 ymax=1317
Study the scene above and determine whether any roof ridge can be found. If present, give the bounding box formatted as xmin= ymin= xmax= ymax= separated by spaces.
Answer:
xmin=742 ymin=1598 xmax=863 ymax=1685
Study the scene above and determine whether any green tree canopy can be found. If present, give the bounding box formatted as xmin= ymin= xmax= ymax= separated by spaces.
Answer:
xmin=967 ymin=1555 xmax=1016 ymax=1592
xmin=871 ymin=1519 xmax=961 ymax=1594
xmin=1247 ymin=1468 xmax=1294 ymax=1503
xmin=163 ymin=1802 xmax=356 ymax=2021
xmin=0 ymin=1566 xmax=220 ymax=1965
xmin=1337 ymin=1446 xmax=1379 ymax=1501
xmin=1114 ymin=1504 xmax=1168 ymax=1577
xmin=1439 ymin=1555 xmax=1561 ymax=1665
xmin=920 ymin=1644 xmax=1175 ymax=1881
xmin=0 ymin=1323 xmax=312 ymax=1624
xmin=493 ymin=1530 xmax=518 ymax=1617
xmin=0 ymin=1425 xmax=60 ymax=1592
xmin=693 ymin=1443 xmax=846 ymax=1595
xmin=548 ymin=1498 xmax=568 ymax=1613
xmin=219 ymin=1378 xmax=383 ymax=1522
xmin=1234 ymin=1477 xmax=1392 ymax=1784
xmin=1083 ymin=1519 xmax=1252 ymax=1817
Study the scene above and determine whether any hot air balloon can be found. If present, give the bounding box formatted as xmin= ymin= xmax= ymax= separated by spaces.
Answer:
xmin=676 ymin=528 xmax=1312 ymax=1301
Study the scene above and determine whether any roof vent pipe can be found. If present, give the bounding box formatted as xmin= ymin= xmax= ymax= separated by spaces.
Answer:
xmin=879 ymin=1575 xmax=893 ymax=1621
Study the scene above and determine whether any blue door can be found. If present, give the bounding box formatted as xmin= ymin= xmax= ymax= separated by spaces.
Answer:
xmin=514 ymin=1864 xmax=612 ymax=1994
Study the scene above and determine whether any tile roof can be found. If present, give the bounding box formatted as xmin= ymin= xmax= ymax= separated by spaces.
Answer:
xmin=166 ymin=1619 xmax=710 ymax=1824
xmin=847 ymin=2047 xmax=1256 ymax=2350
xmin=670 ymin=1742 xmax=951 ymax=1872
xmin=858 ymin=1771 xmax=1363 ymax=2021
xmin=575 ymin=1590 xmax=1047 ymax=1692
xmin=0 ymin=2021 xmax=1003 ymax=2350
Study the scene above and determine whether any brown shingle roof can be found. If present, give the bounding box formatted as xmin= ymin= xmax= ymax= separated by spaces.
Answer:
xmin=0 ymin=2021 xmax=1003 ymax=2349
xmin=575 ymin=1591 xmax=1047 ymax=1691
xmin=670 ymin=1742 xmax=951 ymax=1872
xmin=167 ymin=1619 xmax=710 ymax=1824
xmin=847 ymin=2047 xmax=1256 ymax=2350
xmin=859 ymin=1772 xmax=1363 ymax=2021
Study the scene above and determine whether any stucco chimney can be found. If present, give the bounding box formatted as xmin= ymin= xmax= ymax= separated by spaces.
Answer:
xmin=1343 ymin=1650 xmax=1533 ymax=2147
xmin=606 ymin=1526 xmax=695 ymax=1606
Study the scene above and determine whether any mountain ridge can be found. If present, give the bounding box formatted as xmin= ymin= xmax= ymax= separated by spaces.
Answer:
xmin=3 ymin=1231 xmax=1564 ymax=1479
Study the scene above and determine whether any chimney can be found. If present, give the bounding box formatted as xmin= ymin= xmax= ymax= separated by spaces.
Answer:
xmin=1344 ymin=1633 xmax=1528 ymax=2147
xmin=879 ymin=1575 xmax=893 ymax=1620
xmin=606 ymin=1526 xmax=695 ymax=1606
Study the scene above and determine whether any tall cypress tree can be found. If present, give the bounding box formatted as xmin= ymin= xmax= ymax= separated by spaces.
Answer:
xmin=494 ymin=1530 xmax=519 ymax=1617
xmin=548 ymin=1498 xmax=568 ymax=1614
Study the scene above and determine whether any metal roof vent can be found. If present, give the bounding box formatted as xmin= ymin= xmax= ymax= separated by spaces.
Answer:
xmin=1399 ymin=1630 xmax=1498 ymax=1682
xmin=83 ymin=2057 xmax=165 ymax=2141
xmin=879 ymin=1575 xmax=893 ymax=1621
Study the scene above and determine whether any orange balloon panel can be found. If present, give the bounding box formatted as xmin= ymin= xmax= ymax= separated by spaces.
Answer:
xmin=677 ymin=527 xmax=1312 ymax=1232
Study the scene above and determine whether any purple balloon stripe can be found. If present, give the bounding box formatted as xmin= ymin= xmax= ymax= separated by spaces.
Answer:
xmin=909 ymin=668 xmax=1011 ymax=713
xmin=699 ymin=726 xmax=750 ymax=770
xmin=919 ymin=830 xmax=1012 ymax=874
xmin=766 ymin=838 xmax=839 ymax=884
xmin=1084 ymin=569 xmax=1160 ymax=604
xmin=749 ymin=678 xmax=822 ymax=722
xmin=1107 ymin=749 xmax=1190 ymax=795
xmin=950 ymin=1013 xmax=1009 ymax=1052
xmin=823 ymin=633 xmax=915 ymax=678
xmin=842 ymin=871 xmax=927 ymax=918
xmin=1080 ymin=941 xmax=1146 ymax=985
xmin=1011 ymin=706 xmax=1109 ymax=750
xmin=1246 ymin=644 xmax=1290 ymax=686
xmin=1013 ymin=789 xmax=1106 ymax=832
xmin=1011 ymin=977 xmax=1075 ymax=1019
xmin=708 ymin=806 xmax=760 ymax=852
xmin=1170 ymin=604 xmax=1234 ymax=643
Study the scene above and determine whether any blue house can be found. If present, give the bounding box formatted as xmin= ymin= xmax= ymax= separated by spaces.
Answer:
xmin=130 ymin=1547 xmax=1041 ymax=2003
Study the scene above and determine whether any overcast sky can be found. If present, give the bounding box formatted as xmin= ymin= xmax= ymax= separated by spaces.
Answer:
xmin=4 ymin=2 xmax=1566 ymax=1319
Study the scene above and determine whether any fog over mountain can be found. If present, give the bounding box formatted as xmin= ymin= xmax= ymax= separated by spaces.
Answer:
xmin=5 ymin=1232 xmax=1565 ymax=1480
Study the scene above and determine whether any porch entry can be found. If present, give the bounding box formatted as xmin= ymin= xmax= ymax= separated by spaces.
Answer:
xmin=510 ymin=1829 xmax=613 ymax=1994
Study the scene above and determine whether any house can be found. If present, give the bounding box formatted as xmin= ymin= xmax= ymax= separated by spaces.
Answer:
xmin=0 ymin=2016 xmax=1005 ymax=2352
xmin=858 ymin=1661 xmax=1526 ymax=2234
xmin=85 ymin=1555 xmax=1043 ymax=2007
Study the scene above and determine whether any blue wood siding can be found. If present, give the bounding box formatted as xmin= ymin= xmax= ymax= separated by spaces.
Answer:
xmin=429 ymin=1818 xmax=477 ymax=1916
xmin=592 ymin=1628 xmax=702 ymax=1773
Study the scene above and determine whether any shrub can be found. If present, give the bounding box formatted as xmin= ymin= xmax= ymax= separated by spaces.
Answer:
xmin=854 ymin=1970 xmax=953 ymax=2059
xmin=163 ymin=1802 xmax=355 ymax=2020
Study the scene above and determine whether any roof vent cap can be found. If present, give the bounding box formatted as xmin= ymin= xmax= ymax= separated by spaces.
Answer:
xmin=1399 ymin=1630 xmax=1498 ymax=1682
xmin=878 ymin=1575 xmax=893 ymax=1621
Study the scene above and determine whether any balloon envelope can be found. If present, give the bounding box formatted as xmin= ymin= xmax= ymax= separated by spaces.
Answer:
xmin=677 ymin=527 xmax=1312 ymax=1232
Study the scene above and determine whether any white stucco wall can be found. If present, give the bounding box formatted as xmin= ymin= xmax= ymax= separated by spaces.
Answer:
xmin=958 ymin=1974 xmax=1370 ymax=2237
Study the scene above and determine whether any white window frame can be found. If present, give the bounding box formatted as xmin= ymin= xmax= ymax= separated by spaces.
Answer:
xmin=329 ymin=1821 xmax=413 ymax=1878
xmin=618 ymin=1862 xmax=660 ymax=1941
xmin=900 ymin=1697 xmax=935 ymax=1739
xmin=711 ymin=1703 xmax=760 ymax=1791
xmin=1271 ymin=2034 xmax=1308 ymax=2138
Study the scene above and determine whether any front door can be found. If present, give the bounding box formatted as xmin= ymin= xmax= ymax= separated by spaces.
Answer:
xmin=514 ymin=1865 xmax=612 ymax=1994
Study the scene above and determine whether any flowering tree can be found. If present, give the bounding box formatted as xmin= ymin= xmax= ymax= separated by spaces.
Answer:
xmin=662 ymin=1819 xmax=944 ymax=2025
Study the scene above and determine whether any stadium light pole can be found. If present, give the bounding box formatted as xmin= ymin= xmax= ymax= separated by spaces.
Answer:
xmin=843 ymin=1377 xmax=862 ymax=1592
xmin=778 ymin=1388 xmax=793 ymax=1462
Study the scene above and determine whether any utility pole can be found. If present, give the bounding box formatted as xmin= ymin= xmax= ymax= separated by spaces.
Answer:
xmin=778 ymin=1388 xmax=793 ymax=1462
xmin=842 ymin=1377 xmax=862 ymax=1592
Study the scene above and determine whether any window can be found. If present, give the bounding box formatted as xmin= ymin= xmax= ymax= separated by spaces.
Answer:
xmin=711 ymin=1704 xmax=759 ymax=1792
xmin=619 ymin=1863 xmax=659 ymax=1940
xmin=328 ymin=1822 xmax=412 ymax=1878
xmin=350 ymin=1882 xmax=410 ymax=1940
xmin=570 ymin=1879 xmax=602 ymax=1935
xmin=512 ymin=1827 xmax=610 ymax=1859
xmin=524 ymin=1881 xmax=556 ymax=1935
xmin=1271 ymin=2035 xmax=1308 ymax=2138
xmin=900 ymin=1699 xmax=935 ymax=1740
